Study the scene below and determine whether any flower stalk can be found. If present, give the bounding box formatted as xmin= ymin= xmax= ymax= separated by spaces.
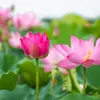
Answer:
xmin=68 ymin=69 xmax=82 ymax=93
xmin=36 ymin=58 xmax=39 ymax=100
xmin=83 ymin=67 xmax=86 ymax=93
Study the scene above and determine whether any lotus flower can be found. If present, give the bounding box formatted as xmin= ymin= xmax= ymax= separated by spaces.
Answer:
xmin=41 ymin=46 xmax=68 ymax=75
xmin=13 ymin=12 xmax=41 ymax=30
xmin=8 ymin=32 xmax=22 ymax=49
xmin=0 ymin=8 xmax=11 ymax=26
xmin=59 ymin=36 xmax=100 ymax=68
xmin=20 ymin=32 xmax=50 ymax=59
xmin=0 ymin=7 xmax=11 ymax=19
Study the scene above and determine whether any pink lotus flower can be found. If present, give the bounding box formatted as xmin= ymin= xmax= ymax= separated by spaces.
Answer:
xmin=53 ymin=44 xmax=78 ymax=69
xmin=0 ymin=8 xmax=11 ymax=26
xmin=59 ymin=36 xmax=100 ymax=68
xmin=20 ymin=32 xmax=50 ymax=59
xmin=8 ymin=32 xmax=22 ymax=49
xmin=0 ymin=8 xmax=11 ymax=19
xmin=41 ymin=47 xmax=68 ymax=75
xmin=13 ymin=12 xmax=41 ymax=30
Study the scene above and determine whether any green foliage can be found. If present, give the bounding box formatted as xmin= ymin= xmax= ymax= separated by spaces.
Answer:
xmin=93 ymin=18 xmax=100 ymax=37
xmin=62 ymin=14 xmax=88 ymax=25
xmin=77 ymin=65 xmax=100 ymax=88
xmin=59 ymin=93 xmax=100 ymax=100
xmin=18 ymin=58 xmax=50 ymax=87
xmin=0 ymin=51 xmax=18 ymax=90
xmin=0 ymin=84 xmax=34 ymax=100
xmin=0 ymin=71 xmax=18 ymax=90
xmin=49 ymin=14 xmax=93 ymax=45
xmin=1 ymin=54 xmax=18 ymax=72
xmin=0 ymin=13 xmax=100 ymax=99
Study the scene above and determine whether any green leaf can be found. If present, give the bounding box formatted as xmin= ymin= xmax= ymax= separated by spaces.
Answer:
xmin=9 ymin=47 xmax=24 ymax=59
xmin=85 ymin=85 xmax=97 ymax=95
xmin=93 ymin=18 xmax=100 ymax=37
xmin=59 ymin=93 xmax=100 ymax=100
xmin=62 ymin=14 xmax=88 ymax=25
xmin=87 ymin=66 xmax=100 ymax=87
xmin=77 ymin=65 xmax=100 ymax=88
xmin=42 ymin=94 xmax=58 ymax=100
xmin=0 ymin=84 xmax=34 ymax=100
xmin=0 ymin=52 xmax=18 ymax=90
xmin=18 ymin=58 xmax=50 ymax=87
xmin=52 ymin=20 xmax=91 ymax=45
xmin=2 ymin=54 xmax=18 ymax=72
xmin=0 ymin=71 xmax=18 ymax=91
xmin=49 ymin=14 xmax=95 ymax=45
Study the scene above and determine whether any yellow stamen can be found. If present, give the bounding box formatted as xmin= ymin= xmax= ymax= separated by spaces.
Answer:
xmin=52 ymin=60 xmax=57 ymax=65
xmin=85 ymin=50 xmax=92 ymax=61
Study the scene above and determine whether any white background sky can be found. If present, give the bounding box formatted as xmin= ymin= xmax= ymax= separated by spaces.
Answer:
xmin=0 ymin=0 xmax=100 ymax=18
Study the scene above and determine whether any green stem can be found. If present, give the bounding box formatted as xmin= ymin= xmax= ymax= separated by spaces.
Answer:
xmin=4 ymin=42 xmax=8 ymax=55
xmin=68 ymin=69 xmax=82 ymax=93
xmin=83 ymin=67 xmax=86 ymax=93
xmin=36 ymin=59 xmax=39 ymax=100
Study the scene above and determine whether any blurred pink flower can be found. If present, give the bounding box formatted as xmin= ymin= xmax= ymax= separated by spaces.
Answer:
xmin=20 ymin=32 xmax=50 ymax=59
xmin=0 ymin=7 xmax=11 ymax=19
xmin=41 ymin=45 xmax=69 ymax=75
xmin=8 ymin=32 xmax=22 ymax=49
xmin=0 ymin=8 xmax=11 ymax=26
xmin=13 ymin=12 xmax=41 ymax=30
xmin=59 ymin=36 xmax=100 ymax=68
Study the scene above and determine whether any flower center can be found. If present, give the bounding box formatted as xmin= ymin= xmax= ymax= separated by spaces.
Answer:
xmin=52 ymin=60 xmax=57 ymax=65
xmin=85 ymin=50 xmax=92 ymax=61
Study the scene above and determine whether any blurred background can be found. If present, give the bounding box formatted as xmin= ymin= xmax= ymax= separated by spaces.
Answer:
xmin=0 ymin=0 xmax=100 ymax=18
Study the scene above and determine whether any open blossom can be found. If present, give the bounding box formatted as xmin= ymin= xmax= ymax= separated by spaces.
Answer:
xmin=8 ymin=32 xmax=22 ymax=49
xmin=54 ymin=44 xmax=78 ymax=69
xmin=59 ymin=36 xmax=100 ymax=68
xmin=41 ymin=47 xmax=68 ymax=75
xmin=13 ymin=12 xmax=41 ymax=30
xmin=20 ymin=32 xmax=50 ymax=59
